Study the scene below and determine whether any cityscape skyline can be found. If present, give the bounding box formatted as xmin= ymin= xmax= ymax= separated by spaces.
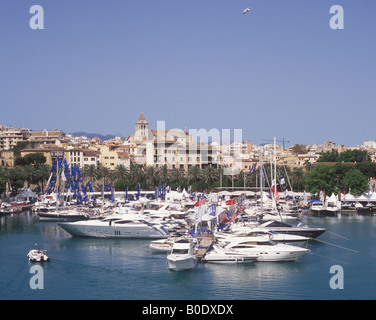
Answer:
xmin=1 ymin=1 xmax=375 ymax=147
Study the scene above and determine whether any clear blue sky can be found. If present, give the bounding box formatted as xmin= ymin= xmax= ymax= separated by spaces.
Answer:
xmin=1 ymin=0 xmax=375 ymax=147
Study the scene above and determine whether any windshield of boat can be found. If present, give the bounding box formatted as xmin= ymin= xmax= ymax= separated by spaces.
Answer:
xmin=172 ymin=249 xmax=189 ymax=254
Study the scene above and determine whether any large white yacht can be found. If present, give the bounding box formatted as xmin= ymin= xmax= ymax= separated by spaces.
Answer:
xmin=216 ymin=228 xmax=310 ymax=247
xmin=202 ymin=245 xmax=258 ymax=264
xmin=218 ymin=236 xmax=309 ymax=262
xmin=58 ymin=214 xmax=169 ymax=239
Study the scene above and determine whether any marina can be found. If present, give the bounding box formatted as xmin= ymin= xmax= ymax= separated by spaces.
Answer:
xmin=1 ymin=197 xmax=375 ymax=300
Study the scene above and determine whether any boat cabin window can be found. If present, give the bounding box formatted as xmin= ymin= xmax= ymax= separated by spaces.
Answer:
xmin=172 ymin=249 xmax=189 ymax=254
xmin=115 ymin=220 xmax=142 ymax=224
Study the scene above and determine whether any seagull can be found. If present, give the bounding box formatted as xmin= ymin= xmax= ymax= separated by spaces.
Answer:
xmin=242 ymin=7 xmax=251 ymax=14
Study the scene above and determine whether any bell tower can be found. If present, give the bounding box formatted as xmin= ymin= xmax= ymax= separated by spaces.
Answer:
xmin=135 ymin=112 xmax=149 ymax=142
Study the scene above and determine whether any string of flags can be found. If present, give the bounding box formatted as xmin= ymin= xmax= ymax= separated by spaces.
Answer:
xmin=43 ymin=157 xmax=102 ymax=206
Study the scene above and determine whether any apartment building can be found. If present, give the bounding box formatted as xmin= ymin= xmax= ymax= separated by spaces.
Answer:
xmin=0 ymin=126 xmax=32 ymax=150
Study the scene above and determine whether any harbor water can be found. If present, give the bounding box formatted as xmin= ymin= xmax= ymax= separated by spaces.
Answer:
xmin=1 ymin=210 xmax=375 ymax=300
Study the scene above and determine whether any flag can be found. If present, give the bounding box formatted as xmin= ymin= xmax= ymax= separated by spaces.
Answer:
xmin=225 ymin=198 xmax=236 ymax=206
xmin=87 ymin=181 xmax=94 ymax=193
xmin=319 ymin=190 xmax=324 ymax=205
xmin=262 ymin=166 xmax=266 ymax=179
xmin=250 ymin=163 xmax=257 ymax=174
xmin=81 ymin=184 xmax=87 ymax=195
xmin=57 ymin=157 xmax=63 ymax=168
xmin=71 ymin=164 xmax=76 ymax=179
xmin=193 ymin=199 xmax=206 ymax=207
xmin=44 ymin=173 xmax=53 ymax=194
xmin=61 ymin=170 xmax=66 ymax=182
xmin=207 ymin=204 xmax=216 ymax=216
xmin=76 ymin=165 xmax=82 ymax=177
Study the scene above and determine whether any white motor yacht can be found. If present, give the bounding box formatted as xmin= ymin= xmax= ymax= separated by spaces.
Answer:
xmin=58 ymin=214 xmax=169 ymax=239
xmin=218 ymin=227 xmax=310 ymax=247
xmin=202 ymin=245 xmax=258 ymax=264
xmin=38 ymin=208 xmax=91 ymax=222
xmin=219 ymin=237 xmax=309 ymax=262
xmin=27 ymin=249 xmax=49 ymax=262
xmin=150 ymin=238 xmax=174 ymax=252
xmin=167 ymin=238 xmax=198 ymax=271
xmin=150 ymin=235 xmax=194 ymax=252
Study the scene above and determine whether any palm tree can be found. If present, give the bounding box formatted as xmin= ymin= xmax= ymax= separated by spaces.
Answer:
xmin=202 ymin=166 xmax=218 ymax=185
xmin=128 ymin=164 xmax=144 ymax=186
xmin=144 ymin=166 xmax=158 ymax=188
xmin=34 ymin=164 xmax=51 ymax=193
xmin=291 ymin=167 xmax=305 ymax=192
xmin=22 ymin=165 xmax=35 ymax=188
xmin=187 ymin=166 xmax=200 ymax=183
xmin=158 ymin=165 xmax=169 ymax=183
xmin=97 ymin=167 xmax=112 ymax=190
xmin=169 ymin=168 xmax=185 ymax=184
xmin=114 ymin=164 xmax=128 ymax=182
xmin=83 ymin=165 xmax=99 ymax=184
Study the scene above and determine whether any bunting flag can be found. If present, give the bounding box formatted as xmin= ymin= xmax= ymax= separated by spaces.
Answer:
xmin=57 ymin=157 xmax=63 ymax=169
xmin=303 ymin=191 xmax=308 ymax=206
xmin=250 ymin=163 xmax=257 ymax=174
xmin=71 ymin=164 xmax=76 ymax=179
xmin=105 ymin=182 xmax=112 ymax=192
xmin=193 ymin=198 xmax=206 ymax=207
xmin=44 ymin=173 xmax=53 ymax=194
xmin=81 ymin=184 xmax=87 ymax=195
xmin=207 ymin=204 xmax=216 ymax=216
xmin=63 ymin=159 xmax=70 ymax=179
xmin=225 ymin=198 xmax=236 ymax=206
xmin=319 ymin=190 xmax=324 ymax=205
xmin=279 ymin=173 xmax=287 ymax=191
xmin=87 ymin=181 xmax=94 ymax=193
xmin=262 ymin=166 xmax=266 ymax=179
xmin=61 ymin=170 xmax=66 ymax=182
xmin=77 ymin=191 xmax=83 ymax=204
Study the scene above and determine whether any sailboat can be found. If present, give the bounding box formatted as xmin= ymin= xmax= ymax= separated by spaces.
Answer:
xmin=38 ymin=158 xmax=91 ymax=221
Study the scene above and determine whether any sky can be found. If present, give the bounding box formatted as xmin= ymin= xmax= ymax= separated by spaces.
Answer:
xmin=1 ymin=0 xmax=375 ymax=147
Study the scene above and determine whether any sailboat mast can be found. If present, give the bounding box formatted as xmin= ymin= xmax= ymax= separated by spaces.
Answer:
xmin=259 ymin=150 xmax=263 ymax=214
xmin=56 ymin=157 xmax=59 ymax=211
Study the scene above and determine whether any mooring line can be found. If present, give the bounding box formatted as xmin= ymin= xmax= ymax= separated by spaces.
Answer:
xmin=326 ymin=231 xmax=349 ymax=240
xmin=312 ymin=238 xmax=359 ymax=253
xmin=307 ymin=252 xmax=346 ymax=264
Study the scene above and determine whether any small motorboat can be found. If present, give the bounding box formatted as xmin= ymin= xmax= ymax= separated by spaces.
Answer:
xmin=167 ymin=238 xmax=198 ymax=271
xmin=27 ymin=249 xmax=49 ymax=262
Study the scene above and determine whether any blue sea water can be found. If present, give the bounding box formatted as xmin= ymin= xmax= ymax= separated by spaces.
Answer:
xmin=0 ymin=211 xmax=375 ymax=300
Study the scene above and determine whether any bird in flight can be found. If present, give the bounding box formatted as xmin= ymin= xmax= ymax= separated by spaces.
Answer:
xmin=242 ymin=7 xmax=251 ymax=14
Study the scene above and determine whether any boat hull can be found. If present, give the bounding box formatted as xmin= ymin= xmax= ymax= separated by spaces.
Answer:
xmin=58 ymin=221 xmax=168 ymax=239
xmin=224 ymin=245 xmax=309 ymax=262
xmin=268 ymin=227 xmax=326 ymax=239
xmin=203 ymin=253 xmax=258 ymax=264
xmin=167 ymin=255 xmax=197 ymax=271
xmin=39 ymin=212 xmax=90 ymax=222
xmin=310 ymin=209 xmax=338 ymax=217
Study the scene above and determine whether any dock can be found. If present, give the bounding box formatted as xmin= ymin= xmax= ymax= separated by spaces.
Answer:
xmin=196 ymin=234 xmax=214 ymax=259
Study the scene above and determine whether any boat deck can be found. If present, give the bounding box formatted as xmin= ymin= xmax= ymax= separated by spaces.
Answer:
xmin=196 ymin=234 xmax=214 ymax=259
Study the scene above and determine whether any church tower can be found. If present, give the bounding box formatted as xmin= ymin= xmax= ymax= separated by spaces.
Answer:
xmin=135 ymin=112 xmax=149 ymax=142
